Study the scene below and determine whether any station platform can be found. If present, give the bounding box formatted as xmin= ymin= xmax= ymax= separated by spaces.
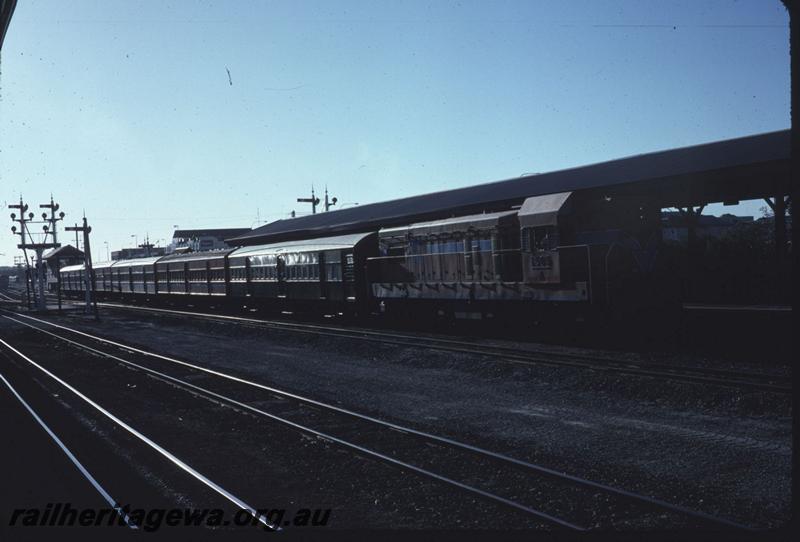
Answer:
xmin=679 ymin=302 xmax=791 ymax=362
xmin=683 ymin=303 xmax=791 ymax=313
xmin=0 ymin=300 xmax=85 ymax=313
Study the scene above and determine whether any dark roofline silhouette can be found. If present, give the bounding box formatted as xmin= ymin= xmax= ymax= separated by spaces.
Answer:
xmin=173 ymin=228 xmax=250 ymax=239
xmin=229 ymin=130 xmax=790 ymax=246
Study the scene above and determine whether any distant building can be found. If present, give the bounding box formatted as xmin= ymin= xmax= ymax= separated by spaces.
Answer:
xmin=168 ymin=228 xmax=250 ymax=253
xmin=111 ymin=246 xmax=167 ymax=261
xmin=661 ymin=211 xmax=754 ymax=244
xmin=42 ymin=245 xmax=84 ymax=290
xmin=755 ymin=212 xmax=793 ymax=231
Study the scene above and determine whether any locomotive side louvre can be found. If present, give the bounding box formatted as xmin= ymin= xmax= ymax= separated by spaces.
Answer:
xmin=369 ymin=210 xmax=523 ymax=301
xmin=367 ymin=200 xmax=588 ymax=310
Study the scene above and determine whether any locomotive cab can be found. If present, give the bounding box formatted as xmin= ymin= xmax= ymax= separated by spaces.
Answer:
xmin=518 ymin=192 xmax=573 ymax=286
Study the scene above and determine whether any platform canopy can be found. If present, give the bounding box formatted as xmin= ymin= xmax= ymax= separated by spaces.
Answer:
xmin=230 ymin=130 xmax=790 ymax=247
xmin=0 ymin=0 xmax=16 ymax=51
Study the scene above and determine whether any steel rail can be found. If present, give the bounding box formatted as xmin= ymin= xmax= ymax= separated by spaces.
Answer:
xmin=2 ymin=311 xmax=754 ymax=531
xmin=0 ymin=370 xmax=138 ymax=529
xmin=96 ymin=303 xmax=790 ymax=394
xmin=0 ymin=336 xmax=280 ymax=532
xmin=1 ymin=315 xmax=585 ymax=530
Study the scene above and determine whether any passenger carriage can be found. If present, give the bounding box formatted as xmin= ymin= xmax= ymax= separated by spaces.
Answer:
xmin=227 ymin=232 xmax=377 ymax=314
xmin=153 ymin=250 xmax=233 ymax=303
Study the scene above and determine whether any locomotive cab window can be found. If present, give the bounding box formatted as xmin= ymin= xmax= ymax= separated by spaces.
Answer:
xmin=524 ymin=226 xmax=559 ymax=252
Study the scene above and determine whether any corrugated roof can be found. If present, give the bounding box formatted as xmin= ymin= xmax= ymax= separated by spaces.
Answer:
xmin=229 ymin=130 xmax=790 ymax=246
xmin=1 ymin=0 xmax=17 ymax=51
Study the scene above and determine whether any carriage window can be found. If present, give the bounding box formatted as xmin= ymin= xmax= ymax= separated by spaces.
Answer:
xmin=326 ymin=262 xmax=340 ymax=281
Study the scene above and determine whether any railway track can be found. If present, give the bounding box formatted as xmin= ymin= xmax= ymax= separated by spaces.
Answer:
xmin=94 ymin=302 xmax=790 ymax=395
xmin=1 ymin=310 xmax=755 ymax=531
xmin=0 ymin=334 xmax=279 ymax=531
xmin=0 ymin=369 xmax=139 ymax=530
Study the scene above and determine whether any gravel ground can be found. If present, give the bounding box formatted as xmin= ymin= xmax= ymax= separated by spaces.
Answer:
xmin=0 ymin=307 xmax=791 ymax=532
xmin=1 ymin=319 xmax=553 ymax=532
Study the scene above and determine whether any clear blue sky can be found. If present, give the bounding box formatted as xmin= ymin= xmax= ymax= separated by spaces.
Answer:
xmin=0 ymin=0 xmax=790 ymax=264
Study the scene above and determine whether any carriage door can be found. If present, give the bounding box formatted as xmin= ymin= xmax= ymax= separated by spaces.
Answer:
xmin=319 ymin=252 xmax=328 ymax=299
xmin=343 ymin=251 xmax=356 ymax=301
xmin=276 ymin=255 xmax=287 ymax=297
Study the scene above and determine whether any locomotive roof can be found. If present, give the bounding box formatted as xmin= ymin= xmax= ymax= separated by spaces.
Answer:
xmin=379 ymin=210 xmax=518 ymax=238
xmin=229 ymin=130 xmax=789 ymax=246
xmin=518 ymin=192 xmax=573 ymax=228
xmin=229 ymin=232 xmax=376 ymax=258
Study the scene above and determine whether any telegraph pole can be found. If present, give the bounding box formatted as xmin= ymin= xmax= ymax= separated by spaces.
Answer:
xmin=71 ymin=223 xmax=80 ymax=250
xmin=41 ymin=196 xmax=65 ymax=311
xmin=9 ymin=197 xmax=60 ymax=311
xmin=140 ymin=234 xmax=153 ymax=257
xmin=40 ymin=196 xmax=65 ymax=244
xmin=12 ymin=255 xmax=30 ymax=307
xmin=9 ymin=199 xmax=31 ymax=308
xmin=66 ymin=216 xmax=99 ymax=320
xmin=297 ymin=186 xmax=320 ymax=214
